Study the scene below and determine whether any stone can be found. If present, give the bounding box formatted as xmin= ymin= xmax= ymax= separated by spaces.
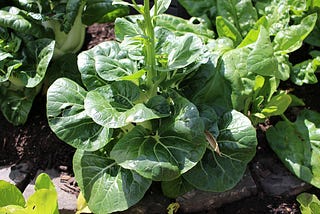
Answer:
xmin=23 ymin=169 xmax=78 ymax=213
xmin=176 ymin=169 xmax=257 ymax=213
xmin=251 ymin=155 xmax=312 ymax=197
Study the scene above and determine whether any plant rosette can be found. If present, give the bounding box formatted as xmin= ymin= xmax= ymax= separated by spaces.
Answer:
xmin=46 ymin=0 xmax=257 ymax=213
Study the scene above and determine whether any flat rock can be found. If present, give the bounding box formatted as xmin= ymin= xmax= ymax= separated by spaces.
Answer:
xmin=23 ymin=169 xmax=77 ymax=213
xmin=251 ymin=155 xmax=312 ymax=197
xmin=176 ymin=169 xmax=257 ymax=213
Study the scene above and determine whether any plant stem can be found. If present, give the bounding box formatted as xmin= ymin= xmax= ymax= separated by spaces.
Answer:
xmin=144 ymin=0 xmax=157 ymax=97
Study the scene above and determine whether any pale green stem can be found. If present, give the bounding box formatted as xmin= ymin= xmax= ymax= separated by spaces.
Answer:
xmin=144 ymin=0 xmax=157 ymax=97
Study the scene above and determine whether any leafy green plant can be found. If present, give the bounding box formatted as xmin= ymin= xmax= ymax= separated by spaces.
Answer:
xmin=0 ymin=173 xmax=59 ymax=214
xmin=179 ymin=0 xmax=320 ymax=191
xmin=0 ymin=0 xmax=128 ymax=125
xmin=47 ymin=0 xmax=257 ymax=212
xmin=297 ymin=193 xmax=320 ymax=214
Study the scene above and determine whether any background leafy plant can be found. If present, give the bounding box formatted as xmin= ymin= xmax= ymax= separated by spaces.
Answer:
xmin=0 ymin=0 xmax=128 ymax=125
xmin=179 ymin=0 xmax=320 ymax=190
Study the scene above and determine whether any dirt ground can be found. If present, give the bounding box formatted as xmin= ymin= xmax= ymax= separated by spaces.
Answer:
xmin=1 ymin=23 xmax=320 ymax=214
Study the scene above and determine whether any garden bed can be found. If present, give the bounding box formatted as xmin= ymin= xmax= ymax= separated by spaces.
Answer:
xmin=1 ymin=22 xmax=320 ymax=214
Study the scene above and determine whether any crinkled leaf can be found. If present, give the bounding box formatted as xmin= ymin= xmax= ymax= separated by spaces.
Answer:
xmin=0 ymin=180 xmax=25 ymax=207
xmin=291 ymin=57 xmax=320 ymax=86
xmin=297 ymin=193 xmax=320 ymax=214
xmin=0 ymin=8 xmax=52 ymax=38
xmin=78 ymin=41 xmax=137 ymax=88
xmin=73 ymin=150 xmax=151 ymax=213
xmin=183 ymin=110 xmax=257 ymax=192
xmin=84 ymin=81 xmax=167 ymax=128
xmin=111 ymin=95 xmax=206 ymax=181
xmin=47 ymin=78 xmax=111 ymax=151
xmin=114 ymin=17 xmax=142 ymax=41
xmin=266 ymin=110 xmax=320 ymax=188
xmin=247 ymin=26 xmax=278 ymax=78
xmin=167 ymin=34 xmax=203 ymax=70
xmin=274 ymin=13 xmax=317 ymax=53
xmin=222 ymin=46 xmax=256 ymax=111
xmin=155 ymin=14 xmax=214 ymax=40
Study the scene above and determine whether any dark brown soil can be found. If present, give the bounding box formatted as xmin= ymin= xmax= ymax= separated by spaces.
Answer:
xmin=1 ymin=22 xmax=319 ymax=214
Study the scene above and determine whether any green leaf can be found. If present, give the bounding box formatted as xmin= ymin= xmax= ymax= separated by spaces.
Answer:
xmin=297 ymin=193 xmax=320 ymax=214
xmin=217 ymin=0 xmax=258 ymax=37
xmin=114 ymin=17 xmax=142 ymax=41
xmin=83 ymin=0 xmax=129 ymax=25
xmin=247 ymin=26 xmax=278 ymax=78
xmin=167 ymin=34 xmax=204 ymax=70
xmin=151 ymin=0 xmax=171 ymax=15
xmin=260 ymin=93 xmax=292 ymax=117
xmin=25 ymin=189 xmax=58 ymax=214
xmin=0 ymin=8 xmax=52 ymax=38
xmin=34 ymin=173 xmax=55 ymax=191
xmin=110 ymin=95 xmax=206 ymax=181
xmin=177 ymin=0 xmax=215 ymax=18
xmin=0 ymin=205 xmax=28 ymax=214
xmin=274 ymin=13 xmax=317 ymax=53
xmin=291 ymin=57 xmax=320 ymax=86
xmin=266 ymin=110 xmax=320 ymax=188
xmin=47 ymin=78 xmax=111 ymax=151
xmin=84 ymin=81 xmax=166 ymax=128
xmin=161 ymin=177 xmax=194 ymax=198
xmin=73 ymin=150 xmax=152 ymax=213
xmin=0 ymin=180 xmax=25 ymax=207
xmin=216 ymin=16 xmax=242 ymax=46
xmin=155 ymin=14 xmax=214 ymax=40
xmin=0 ymin=86 xmax=38 ymax=126
xmin=22 ymin=39 xmax=55 ymax=88
xmin=183 ymin=110 xmax=257 ymax=192
xmin=78 ymin=41 xmax=137 ymax=88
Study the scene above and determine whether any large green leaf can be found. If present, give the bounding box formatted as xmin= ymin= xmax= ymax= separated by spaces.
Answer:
xmin=111 ymin=95 xmax=206 ymax=181
xmin=183 ymin=110 xmax=257 ymax=192
xmin=266 ymin=110 xmax=320 ymax=188
xmin=247 ymin=26 xmax=278 ymax=78
xmin=273 ymin=13 xmax=317 ymax=54
xmin=0 ymin=180 xmax=25 ymax=207
xmin=73 ymin=150 xmax=152 ymax=213
xmin=47 ymin=78 xmax=111 ymax=151
xmin=77 ymin=41 xmax=137 ymax=89
xmin=24 ymin=189 xmax=58 ymax=214
xmin=84 ymin=81 xmax=167 ymax=128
